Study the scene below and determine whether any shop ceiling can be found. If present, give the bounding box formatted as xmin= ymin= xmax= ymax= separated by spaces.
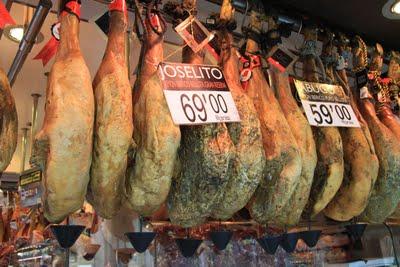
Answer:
xmin=7 ymin=0 xmax=400 ymax=49
xmin=262 ymin=0 xmax=400 ymax=50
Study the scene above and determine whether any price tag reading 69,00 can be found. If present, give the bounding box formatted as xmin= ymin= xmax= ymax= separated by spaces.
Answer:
xmin=159 ymin=62 xmax=241 ymax=125
xmin=294 ymin=79 xmax=360 ymax=128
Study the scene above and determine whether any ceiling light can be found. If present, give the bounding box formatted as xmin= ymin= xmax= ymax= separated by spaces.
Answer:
xmin=391 ymin=1 xmax=400 ymax=14
xmin=4 ymin=24 xmax=44 ymax=44
xmin=382 ymin=0 xmax=400 ymax=19
xmin=4 ymin=25 xmax=24 ymax=43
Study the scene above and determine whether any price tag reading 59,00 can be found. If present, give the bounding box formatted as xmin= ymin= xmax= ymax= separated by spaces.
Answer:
xmin=159 ymin=62 xmax=240 ymax=125
xmin=294 ymin=79 xmax=360 ymax=128
xmin=302 ymin=100 xmax=359 ymax=127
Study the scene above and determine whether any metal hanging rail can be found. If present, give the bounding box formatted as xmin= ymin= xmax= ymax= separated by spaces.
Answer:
xmin=7 ymin=0 xmax=52 ymax=86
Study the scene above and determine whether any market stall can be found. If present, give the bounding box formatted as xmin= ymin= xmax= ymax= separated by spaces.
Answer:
xmin=0 ymin=0 xmax=400 ymax=266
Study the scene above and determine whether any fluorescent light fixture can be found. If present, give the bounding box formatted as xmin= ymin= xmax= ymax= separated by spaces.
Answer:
xmin=391 ymin=1 xmax=400 ymax=14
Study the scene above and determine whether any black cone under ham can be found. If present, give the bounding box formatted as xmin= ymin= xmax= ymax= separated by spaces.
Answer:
xmin=51 ymin=225 xmax=85 ymax=249
xmin=175 ymin=238 xmax=202 ymax=258
xmin=257 ymin=235 xmax=282 ymax=254
xmin=299 ymin=230 xmax=321 ymax=247
xmin=125 ymin=232 xmax=156 ymax=253
xmin=280 ymin=232 xmax=299 ymax=253
xmin=210 ymin=231 xmax=233 ymax=250
xmin=345 ymin=224 xmax=367 ymax=241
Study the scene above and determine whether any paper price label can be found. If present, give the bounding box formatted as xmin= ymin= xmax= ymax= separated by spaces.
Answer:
xmin=163 ymin=90 xmax=240 ymax=124
xmin=159 ymin=62 xmax=240 ymax=125
xmin=294 ymin=79 xmax=360 ymax=128
xmin=19 ymin=168 xmax=42 ymax=207
xmin=302 ymin=100 xmax=359 ymax=127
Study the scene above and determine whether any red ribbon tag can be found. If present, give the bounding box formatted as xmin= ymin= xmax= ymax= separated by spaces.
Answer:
xmin=367 ymin=73 xmax=375 ymax=80
xmin=109 ymin=0 xmax=127 ymax=20
xmin=33 ymin=37 xmax=59 ymax=66
xmin=240 ymin=54 xmax=261 ymax=90
xmin=150 ymin=13 xmax=160 ymax=30
xmin=34 ymin=1 xmax=81 ymax=66
xmin=0 ymin=2 xmax=16 ymax=29
xmin=381 ymin=77 xmax=391 ymax=84
xmin=62 ymin=1 xmax=81 ymax=18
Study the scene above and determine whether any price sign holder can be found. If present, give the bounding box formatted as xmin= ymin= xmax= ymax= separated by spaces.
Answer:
xmin=266 ymin=46 xmax=297 ymax=73
xmin=159 ymin=62 xmax=241 ymax=125
xmin=175 ymin=15 xmax=215 ymax=54
xmin=355 ymin=69 xmax=368 ymax=89
xmin=294 ymin=79 xmax=360 ymax=128
xmin=19 ymin=167 xmax=42 ymax=207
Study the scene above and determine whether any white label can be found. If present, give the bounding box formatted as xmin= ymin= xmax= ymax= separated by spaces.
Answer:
xmin=10 ymin=221 xmax=17 ymax=230
xmin=159 ymin=62 xmax=241 ymax=125
xmin=164 ymin=90 xmax=240 ymax=125
xmin=51 ymin=22 xmax=61 ymax=41
xmin=302 ymin=100 xmax=360 ymax=127
xmin=294 ymin=79 xmax=360 ymax=128
xmin=360 ymin=86 xmax=370 ymax=99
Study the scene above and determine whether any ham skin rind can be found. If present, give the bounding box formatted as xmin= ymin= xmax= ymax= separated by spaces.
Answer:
xmin=87 ymin=9 xmax=133 ymax=219
xmin=0 ymin=68 xmax=17 ymax=173
xmin=32 ymin=13 xmax=94 ymax=223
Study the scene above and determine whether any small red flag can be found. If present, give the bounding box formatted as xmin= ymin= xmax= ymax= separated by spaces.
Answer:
xmin=0 ymin=2 xmax=16 ymax=29
xmin=33 ymin=1 xmax=81 ymax=66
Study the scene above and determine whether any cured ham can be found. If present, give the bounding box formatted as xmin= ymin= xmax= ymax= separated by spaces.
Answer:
xmin=0 ymin=68 xmax=17 ymax=173
xmin=266 ymin=17 xmax=317 ymax=226
xmin=168 ymin=0 xmax=235 ymax=227
xmin=300 ymin=28 xmax=344 ymax=218
xmin=211 ymin=4 xmax=265 ymax=221
xmin=31 ymin=1 xmax=94 ymax=222
xmin=244 ymin=12 xmax=302 ymax=226
xmin=321 ymin=32 xmax=379 ymax=221
xmin=354 ymin=37 xmax=400 ymax=222
xmin=87 ymin=0 xmax=133 ymax=219
xmin=125 ymin=3 xmax=180 ymax=215
xmin=376 ymin=50 xmax=400 ymax=141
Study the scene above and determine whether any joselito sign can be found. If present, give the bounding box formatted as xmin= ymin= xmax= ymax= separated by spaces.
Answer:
xmin=159 ymin=62 xmax=240 ymax=125
xmin=294 ymin=79 xmax=360 ymax=128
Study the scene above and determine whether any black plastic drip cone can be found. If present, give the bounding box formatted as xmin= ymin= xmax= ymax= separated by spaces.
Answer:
xmin=175 ymin=238 xmax=202 ymax=258
xmin=256 ymin=235 xmax=282 ymax=255
xmin=210 ymin=231 xmax=233 ymax=251
xmin=125 ymin=232 xmax=156 ymax=253
xmin=280 ymin=232 xmax=299 ymax=253
xmin=299 ymin=230 xmax=322 ymax=248
xmin=345 ymin=224 xmax=367 ymax=241
xmin=51 ymin=225 xmax=85 ymax=249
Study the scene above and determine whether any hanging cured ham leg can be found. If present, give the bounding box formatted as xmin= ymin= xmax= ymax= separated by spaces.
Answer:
xmin=0 ymin=68 xmax=17 ymax=173
xmin=87 ymin=0 xmax=133 ymax=219
xmin=375 ymin=48 xmax=400 ymax=142
xmin=208 ymin=0 xmax=265 ymax=222
xmin=300 ymin=28 xmax=344 ymax=218
xmin=125 ymin=2 xmax=180 ymax=215
xmin=353 ymin=37 xmax=400 ymax=222
xmin=31 ymin=1 xmax=94 ymax=223
xmin=167 ymin=0 xmax=235 ymax=227
xmin=242 ymin=12 xmax=302 ymax=226
xmin=322 ymin=32 xmax=379 ymax=221
xmin=265 ymin=17 xmax=317 ymax=226
xmin=211 ymin=3 xmax=265 ymax=221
